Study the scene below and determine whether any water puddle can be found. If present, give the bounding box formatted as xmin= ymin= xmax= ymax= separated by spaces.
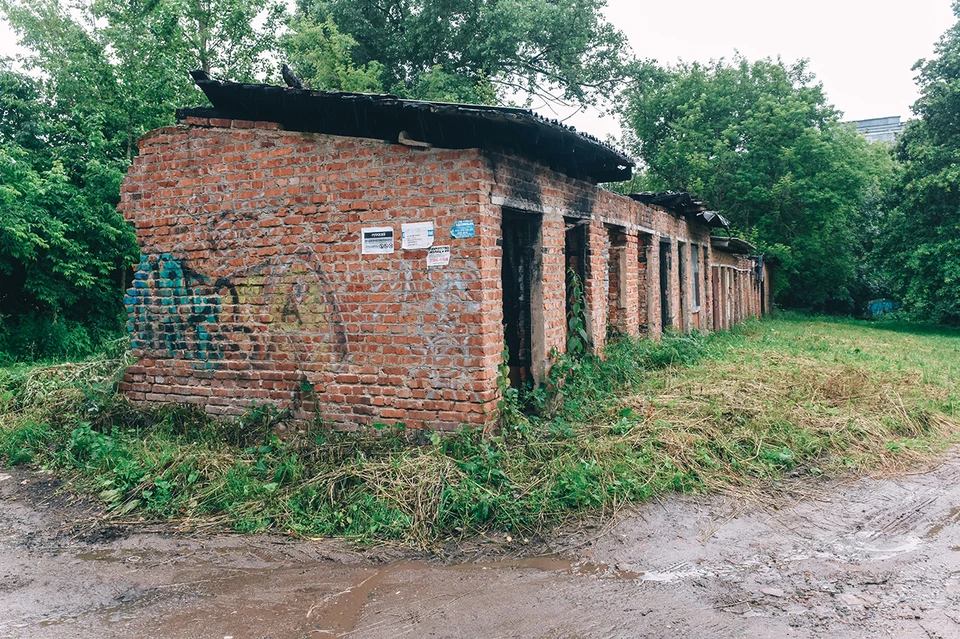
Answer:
xmin=75 ymin=549 xmax=144 ymax=564
xmin=636 ymin=568 xmax=708 ymax=583
xmin=457 ymin=555 xmax=640 ymax=580
xmin=924 ymin=506 xmax=960 ymax=539
xmin=307 ymin=555 xmax=639 ymax=637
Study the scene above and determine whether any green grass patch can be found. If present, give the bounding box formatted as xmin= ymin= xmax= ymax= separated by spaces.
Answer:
xmin=2 ymin=316 xmax=959 ymax=549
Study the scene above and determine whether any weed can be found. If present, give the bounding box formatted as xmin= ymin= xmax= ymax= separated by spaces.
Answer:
xmin=0 ymin=316 xmax=958 ymax=548
xmin=565 ymin=268 xmax=589 ymax=358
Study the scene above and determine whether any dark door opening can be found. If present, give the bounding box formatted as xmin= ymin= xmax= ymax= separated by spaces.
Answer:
xmin=564 ymin=217 xmax=588 ymax=350
xmin=659 ymin=239 xmax=672 ymax=329
xmin=678 ymin=241 xmax=687 ymax=331
xmin=502 ymin=210 xmax=540 ymax=387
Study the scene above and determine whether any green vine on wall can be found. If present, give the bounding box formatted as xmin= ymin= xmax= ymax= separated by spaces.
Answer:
xmin=566 ymin=268 xmax=589 ymax=358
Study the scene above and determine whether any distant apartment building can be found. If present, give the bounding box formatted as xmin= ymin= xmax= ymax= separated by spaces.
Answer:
xmin=849 ymin=116 xmax=905 ymax=143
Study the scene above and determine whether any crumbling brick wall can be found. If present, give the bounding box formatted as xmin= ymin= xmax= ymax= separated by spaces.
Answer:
xmin=119 ymin=118 xmax=743 ymax=431
xmin=711 ymin=250 xmax=763 ymax=330
xmin=481 ymin=150 xmax=714 ymax=359
xmin=120 ymin=118 xmax=500 ymax=430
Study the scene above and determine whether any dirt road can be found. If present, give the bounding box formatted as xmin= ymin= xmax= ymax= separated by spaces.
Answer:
xmin=4 ymin=453 xmax=960 ymax=639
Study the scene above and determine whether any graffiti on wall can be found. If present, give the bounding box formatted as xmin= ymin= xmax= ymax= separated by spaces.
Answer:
xmin=126 ymin=250 xmax=349 ymax=372
xmin=127 ymin=254 xmax=226 ymax=368
xmin=234 ymin=252 xmax=350 ymax=370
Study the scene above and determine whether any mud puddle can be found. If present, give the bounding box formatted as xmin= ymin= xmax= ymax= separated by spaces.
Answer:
xmin=304 ymin=556 xmax=642 ymax=637
xmin=7 ymin=454 xmax=960 ymax=638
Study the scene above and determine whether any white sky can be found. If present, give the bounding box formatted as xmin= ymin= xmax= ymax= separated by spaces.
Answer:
xmin=1 ymin=0 xmax=956 ymax=142
xmin=562 ymin=0 xmax=957 ymax=140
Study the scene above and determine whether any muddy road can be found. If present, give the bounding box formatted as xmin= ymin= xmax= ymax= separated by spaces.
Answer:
xmin=4 ymin=454 xmax=960 ymax=639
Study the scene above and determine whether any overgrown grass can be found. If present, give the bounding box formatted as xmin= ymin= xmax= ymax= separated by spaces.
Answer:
xmin=1 ymin=315 xmax=959 ymax=549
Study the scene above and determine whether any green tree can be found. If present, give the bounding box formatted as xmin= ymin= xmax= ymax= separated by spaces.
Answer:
xmin=0 ymin=0 xmax=284 ymax=358
xmin=875 ymin=2 xmax=960 ymax=324
xmin=283 ymin=12 xmax=385 ymax=92
xmin=175 ymin=0 xmax=285 ymax=80
xmin=286 ymin=0 xmax=628 ymax=105
xmin=621 ymin=56 xmax=895 ymax=311
xmin=0 ymin=64 xmax=139 ymax=359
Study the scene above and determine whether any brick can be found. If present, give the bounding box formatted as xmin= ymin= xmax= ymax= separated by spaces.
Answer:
xmin=120 ymin=119 xmax=764 ymax=432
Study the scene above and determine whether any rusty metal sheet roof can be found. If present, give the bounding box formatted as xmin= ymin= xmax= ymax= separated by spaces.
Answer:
xmin=177 ymin=71 xmax=634 ymax=184
xmin=628 ymin=191 xmax=706 ymax=215
xmin=710 ymin=236 xmax=757 ymax=254
xmin=697 ymin=210 xmax=730 ymax=230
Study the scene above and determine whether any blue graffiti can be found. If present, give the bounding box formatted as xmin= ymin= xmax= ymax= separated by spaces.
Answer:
xmin=868 ymin=299 xmax=898 ymax=317
xmin=126 ymin=254 xmax=224 ymax=368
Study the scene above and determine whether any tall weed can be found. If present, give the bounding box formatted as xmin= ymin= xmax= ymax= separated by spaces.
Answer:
xmin=0 ymin=316 xmax=957 ymax=548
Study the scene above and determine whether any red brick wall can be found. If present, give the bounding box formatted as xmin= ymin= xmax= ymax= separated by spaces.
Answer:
xmin=710 ymin=250 xmax=764 ymax=328
xmin=118 ymin=119 xmax=756 ymax=431
xmin=481 ymin=151 xmax=714 ymax=356
xmin=120 ymin=118 xmax=499 ymax=430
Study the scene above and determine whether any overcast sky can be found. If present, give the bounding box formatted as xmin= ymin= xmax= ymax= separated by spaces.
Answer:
xmin=1 ymin=0 xmax=956 ymax=141
xmin=557 ymin=0 xmax=958 ymax=141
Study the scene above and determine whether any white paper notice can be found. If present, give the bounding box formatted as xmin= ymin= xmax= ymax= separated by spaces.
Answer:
xmin=361 ymin=227 xmax=395 ymax=254
xmin=401 ymin=222 xmax=435 ymax=249
xmin=426 ymin=245 xmax=451 ymax=267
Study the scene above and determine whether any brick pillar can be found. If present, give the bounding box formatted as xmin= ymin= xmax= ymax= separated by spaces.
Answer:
xmin=648 ymin=237 xmax=662 ymax=341
xmin=584 ymin=220 xmax=608 ymax=352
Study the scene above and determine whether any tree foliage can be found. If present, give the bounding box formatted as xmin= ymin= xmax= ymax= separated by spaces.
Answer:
xmin=0 ymin=63 xmax=138 ymax=359
xmin=282 ymin=12 xmax=386 ymax=93
xmin=0 ymin=0 xmax=281 ymax=359
xmin=175 ymin=0 xmax=285 ymax=79
xmin=621 ymin=57 xmax=895 ymax=311
xmin=875 ymin=2 xmax=960 ymax=324
xmin=285 ymin=0 xmax=628 ymax=105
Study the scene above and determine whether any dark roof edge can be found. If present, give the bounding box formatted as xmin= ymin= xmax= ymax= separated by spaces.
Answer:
xmin=183 ymin=71 xmax=634 ymax=184
xmin=711 ymin=236 xmax=757 ymax=254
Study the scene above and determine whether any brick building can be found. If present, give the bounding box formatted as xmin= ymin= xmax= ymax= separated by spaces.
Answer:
xmin=118 ymin=73 xmax=773 ymax=430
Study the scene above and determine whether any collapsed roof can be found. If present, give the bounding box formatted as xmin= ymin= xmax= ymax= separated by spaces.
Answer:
xmin=177 ymin=71 xmax=634 ymax=184
xmin=711 ymin=236 xmax=757 ymax=254
xmin=629 ymin=191 xmax=730 ymax=230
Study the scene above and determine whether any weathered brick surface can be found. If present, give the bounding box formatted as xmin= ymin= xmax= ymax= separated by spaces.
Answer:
xmin=121 ymin=121 xmax=498 ymax=430
xmin=711 ymin=249 xmax=765 ymax=330
xmin=119 ymin=119 xmax=766 ymax=430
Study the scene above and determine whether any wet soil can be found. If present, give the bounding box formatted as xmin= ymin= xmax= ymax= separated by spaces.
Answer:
xmin=5 ymin=453 xmax=960 ymax=638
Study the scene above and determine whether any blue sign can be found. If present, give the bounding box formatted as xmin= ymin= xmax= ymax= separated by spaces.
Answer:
xmin=451 ymin=219 xmax=476 ymax=239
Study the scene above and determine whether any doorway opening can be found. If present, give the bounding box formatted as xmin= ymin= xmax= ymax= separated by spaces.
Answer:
xmin=638 ymin=232 xmax=652 ymax=335
xmin=501 ymin=209 xmax=541 ymax=387
xmin=564 ymin=217 xmax=588 ymax=351
xmin=606 ymin=225 xmax=628 ymax=337
xmin=659 ymin=238 xmax=672 ymax=329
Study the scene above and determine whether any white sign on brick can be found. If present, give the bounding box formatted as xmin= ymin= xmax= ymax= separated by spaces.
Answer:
xmin=401 ymin=222 xmax=434 ymax=249
xmin=426 ymin=245 xmax=451 ymax=267
xmin=361 ymin=227 xmax=395 ymax=254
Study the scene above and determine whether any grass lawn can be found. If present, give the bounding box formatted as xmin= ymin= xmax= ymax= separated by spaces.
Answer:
xmin=1 ymin=314 xmax=959 ymax=548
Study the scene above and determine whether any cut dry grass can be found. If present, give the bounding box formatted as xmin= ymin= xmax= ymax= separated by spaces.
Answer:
xmin=1 ymin=315 xmax=958 ymax=548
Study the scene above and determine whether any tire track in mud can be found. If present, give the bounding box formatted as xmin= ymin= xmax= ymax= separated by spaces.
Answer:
xmin=8 ymin=456 xmax=960 ymax=638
